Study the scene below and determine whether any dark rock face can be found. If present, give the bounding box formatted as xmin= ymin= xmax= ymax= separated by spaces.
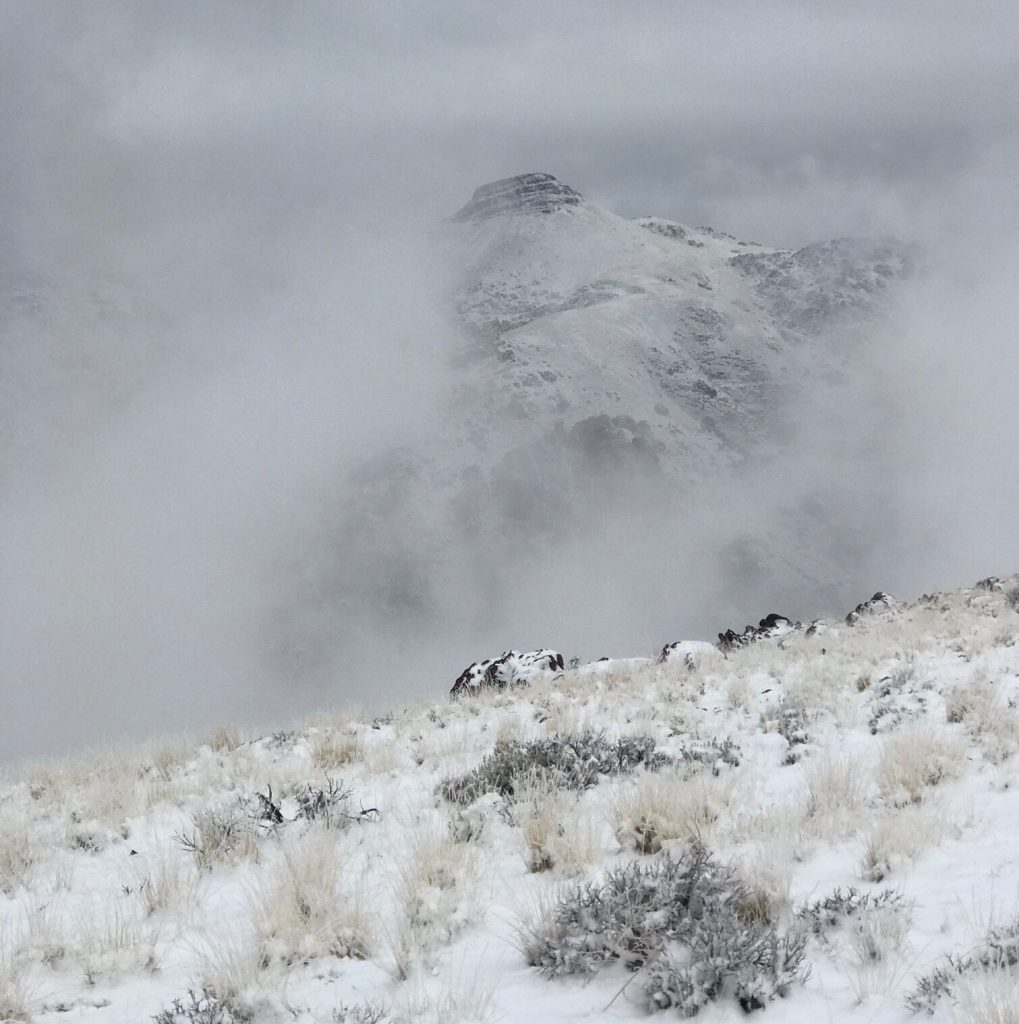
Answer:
xmin=451 ymin=173 xmax=583 ymax=222
xmin=718 ymin=613 xmax=797 ymax=651
xmin=450 ymin=648 xmax=565 ymax=698
xmin=845 ymin=592 xmax=896 ymax=625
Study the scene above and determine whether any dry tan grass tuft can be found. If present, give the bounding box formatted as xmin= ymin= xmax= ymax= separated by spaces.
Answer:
xmin=609 ymin=772 xmax=731 ymax=854
xmin=950 ymin=970 xmax=1019 ymax=1024
xmin=206 ymin=726 xmax=245 ymax=753
xmin=310 ymin=728 xmax=363 ymax=772
xmin=514 ymin=777 xmax=603 ymax=874
xmin=946 ymin=674 xmax=1019 ymax=764
xmin=802 ymin=754 xmax=870 ymax=820
xmin=0 ymin=831 xmax=36 ymax=894
xmin=250 ymin=829 xmax=372 ymax=966
xmin=877 ymin=726 xmax=966 ymax=805
xmin=131 ymin=850 xmax=204 ymax=918
xmin=72 ymin=906 xmax=161 ymax=986
xmin=860 ymin=803 xmax=957 ymax=882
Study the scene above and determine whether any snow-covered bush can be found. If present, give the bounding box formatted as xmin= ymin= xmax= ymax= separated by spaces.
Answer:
xmin=291 ymin=777 xmax=354 ymax=827
xmin=760 ymin=697 xmax=810 ymax=763
xmin=797 ymin=886 xmax=903 ymax=939
xmin=175 ymin=806 xmax=259 ymax=870
xmin=673 ymin=736 xmax=742 ymax=776
xmin=153 ymin=988 xmax=252 ymax=1024
xmin=333 ymin=1002 xmax=390 ymax=1024
xmin=526 ymin=842 xmax=808 ymax=1015
xmin=907 ymin=913 xmax=1019 ymax=1014
xmin=438 ymin=731 xmax=668 ymax=804
xmin=867 ymin=663 xmax=933 ymax=734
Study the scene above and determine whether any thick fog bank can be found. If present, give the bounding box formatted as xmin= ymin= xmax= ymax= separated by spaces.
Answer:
xmin=2 ymin=2 xmax=1017 ymax=760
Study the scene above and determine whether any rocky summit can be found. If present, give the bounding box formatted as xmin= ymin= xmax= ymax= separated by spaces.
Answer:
xmin=451 ymin=172 xmax=584 ymax=222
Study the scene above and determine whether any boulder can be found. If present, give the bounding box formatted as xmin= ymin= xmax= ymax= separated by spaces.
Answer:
xmin=718 ymin=613 xmax=797 ymax=651
xmin=450 ymin=648 xmax=565 ymax=698
xmin=657 ymin=640 xmax=717 ymax=668
xmin=845 ymin=592 xmax=897 ymax=625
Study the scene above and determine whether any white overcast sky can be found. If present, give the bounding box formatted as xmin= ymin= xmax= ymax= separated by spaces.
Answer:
xmin=3 ymin=0 xmax=1017 ymax=280
xmin=2 ymin=2 xmax=1018 ymax=758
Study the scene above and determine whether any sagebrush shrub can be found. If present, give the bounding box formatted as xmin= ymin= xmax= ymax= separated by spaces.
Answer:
xmin=153 ymin=988 xmax=251 ymax=1024
xmin=332 ymin=1004 xmax=390 ymax=1024
xmin=907 ymin=914 xmax=1019 ymax=1014
xmin=797 ymin=886 xmax=903 ymax=939
xmin=526 ymin=841 xmax=808 ymax=1016
xmin=867 ymin=666 xmax=931 ymax=734
xmin=760 ymin=699 xmax=810 ymax=764
xmin=439 ymin=731 xmax=669 ymax=804
xmin=674 ymin=736 xmax=742 ymax=776
xmin=292 ymin=778 xmax=353 ymax=827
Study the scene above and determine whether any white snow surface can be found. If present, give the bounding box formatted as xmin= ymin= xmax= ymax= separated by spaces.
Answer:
xmin=2 ymin=575 xmax=1019 ymax=1022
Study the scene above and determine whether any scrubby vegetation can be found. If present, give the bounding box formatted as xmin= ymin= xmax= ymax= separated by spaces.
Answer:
xmin=0 ymin=574 xmax=1016 ymax=1020
xmin=438 ymin=730 xmax=669 ymax=804
xmin=523 ymin=841 xmax=808 ymax=1015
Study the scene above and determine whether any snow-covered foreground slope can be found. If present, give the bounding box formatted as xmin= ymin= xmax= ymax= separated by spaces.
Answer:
xmin=3 ymin=576 xmax=1019 ymax=1023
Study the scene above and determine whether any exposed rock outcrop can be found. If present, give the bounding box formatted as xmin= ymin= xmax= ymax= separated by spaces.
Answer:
xmin=845 ymin=592 xmax=897 ymax=625
xmin=451 ymin=173 xmax=583 ymax=223
xmin=718 ymin=613 xmax=797 ymax=651
xmin=450 ymin=648 xmax=565 ymax=698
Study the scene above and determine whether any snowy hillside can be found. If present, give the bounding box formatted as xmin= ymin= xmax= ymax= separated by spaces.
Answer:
xmin=3 ymin=573 xmax=1019 ymax=1023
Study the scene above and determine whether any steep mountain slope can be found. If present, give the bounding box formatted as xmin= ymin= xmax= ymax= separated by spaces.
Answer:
xmin=437 ymin=172 xmax=911 ymax=480
xmin=2 ymin=574 xmax=1018 ymax=1023
xmin=290 ymin=174 xmax=916 ymax=671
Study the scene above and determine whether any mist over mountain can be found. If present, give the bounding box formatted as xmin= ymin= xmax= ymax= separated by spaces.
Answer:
xmin=2 ymin=3 xmax=1017 ymax=761
xmin=264 ymin=173 xmax=920 ymax=680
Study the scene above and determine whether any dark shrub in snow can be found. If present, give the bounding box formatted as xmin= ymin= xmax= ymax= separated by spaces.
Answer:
xmin=153 ymin=990 xmax=251 ymax=1024
xmin=907 ymin=914 xmax=1019 ymax=1014
xmin=673 ymin=736 xmax=742 ymax=775
xmin=797 ymin=886 xmax=902 ymax=938
xmin=439 ymin=731 xmax=669 ymax=804
xmin=527 ymin=842 xmax=808 ymax=1016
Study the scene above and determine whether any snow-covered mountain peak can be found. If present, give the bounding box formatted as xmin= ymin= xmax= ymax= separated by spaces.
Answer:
xmin=450 ymin=172 xmax=584 ymax=222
